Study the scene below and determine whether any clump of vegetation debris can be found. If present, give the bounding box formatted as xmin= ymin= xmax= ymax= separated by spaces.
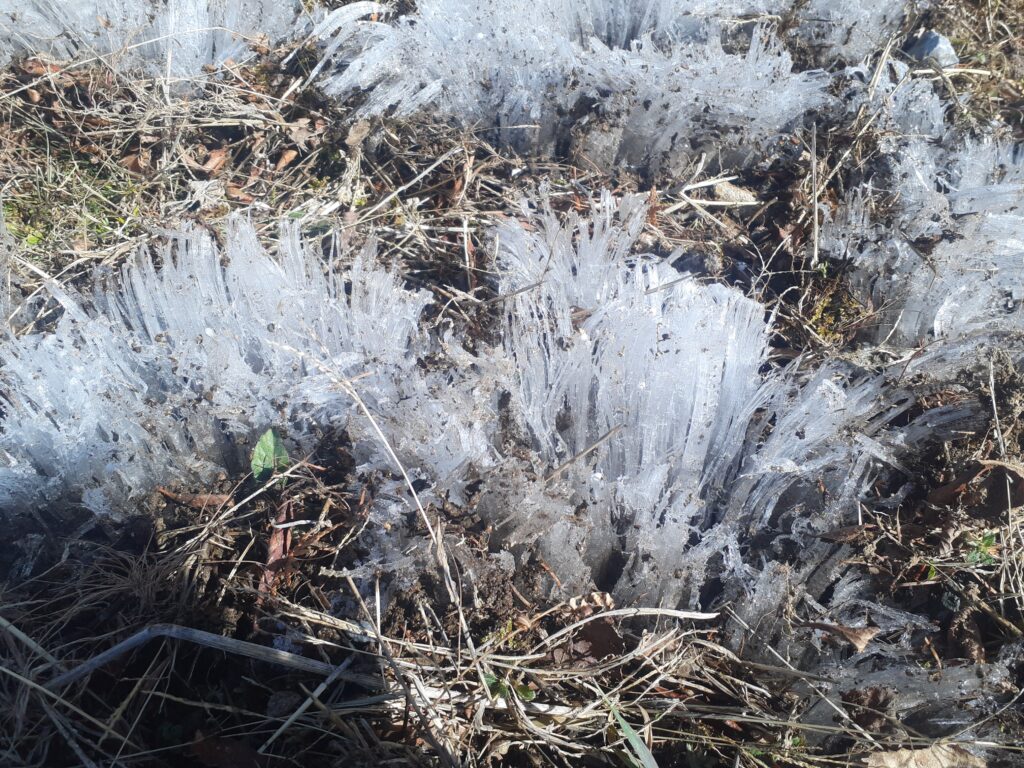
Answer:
xmin=1 ymin=1 xmax=1024 ymax=767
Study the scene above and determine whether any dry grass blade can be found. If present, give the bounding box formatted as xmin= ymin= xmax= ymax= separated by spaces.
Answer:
xmin=46 ymin=624 xmax=373 ymax=690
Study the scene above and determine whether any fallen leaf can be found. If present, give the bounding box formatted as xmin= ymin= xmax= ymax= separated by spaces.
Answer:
xmin=157 ymin=487 xmax=233 ymax=509
xmin=226 ymin=184 xmax=255 ymax=204
xmin=978 ymin=458 xmax=1024 ymax=478
xmin=646 ymin=188 xmax=660 ymax=224
xmin=82 ymin=115 xmax=112 ymax=128
xmin=202 ymin=148 xmax=228 ymax=175
xmin=20 ymin=58 xmax=64 ymax=77
xmin=842 ymin=686 xmax=894 ymax=732
xmin=251 ymin=428 xmax=289 ymax=482
xmin=803 ymin=622 xmax=880 ymax=652
xmin=258 ymin=502 xmax=293 ymax=605
xmin=548 ymin=618 xmax=624 ymax=666
xmin=864 ymin=744 xmax=985 ymax=768
xmin=927 ymin=465 xmax=988 ymax=507
xmin=275 ymin=148 xmax=299 ymax=172
xmin=180 ymin=150 xmax=206 ymax=171
xmin=286 ymin=117 xmax=324 ymax=149
xmin=265 ymin=690 xmax=304 ymax=719
xmin=346 ymin=120 xmax=371 ymax=148
xmin=119 ymin=152 xmax=146 ymax=175
xmin=249 ymin=34 xmax=270 ymax=56
xmin=950 ymin=603 xmax=985 ymax=664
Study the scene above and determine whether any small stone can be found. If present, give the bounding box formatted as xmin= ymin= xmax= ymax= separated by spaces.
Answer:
xmin=906 ymin=30 xmax=959 ymax=69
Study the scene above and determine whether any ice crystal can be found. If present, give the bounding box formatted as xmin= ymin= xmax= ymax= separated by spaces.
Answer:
xmin=316 ymin=1 xmax=829 ymax=172
xmin=469 ymin=194 xmax=926 ymax=613
xmin=485 ymin=194 xmax=772 ymax=601
xmin=0 ymin=0 xmax=303 ymax=75
xmin=824 ymin=137 xmax=1024 ymax=346
xmin=0 ymin=196 xmax=911 ymax=618
xmin=793 ymin=0 xmax=926 ymax=64
xmin=0 ymin=222 xmax=489 ymax=515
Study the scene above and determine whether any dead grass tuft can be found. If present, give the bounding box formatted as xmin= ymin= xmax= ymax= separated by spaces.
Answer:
xmin=929 ymin=0 xmax=1024 ymax=134
xmin=0 ymin=45 xmax=344 ymax=284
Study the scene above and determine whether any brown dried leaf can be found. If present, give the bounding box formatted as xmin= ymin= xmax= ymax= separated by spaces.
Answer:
xmin=286 ymin=117 xmax=323 ymax=149
xmin=157 ymin=487 xmax=233 ymax=509
xmin=119 ymin=153 xmax=144 ymax=175
xmin=978 ymin=458 xmax=1024 ymax=479
xmin=927 ymin=465 xmax=988 ymax=507
xmin=20 ymin=58 xmax=62 ymax=76
xmin=346 ymin=120 xmax=371 ymax=148
xmin=201 ymin=148 xmax=228 ymax=175
xmin=804 ymin=621 xmax=880 ymax=652
xmin=226 ymin=184 xmax=255 ymax=204
xmin=842 ymin=686 xmax=894 ymax=732
xmin=180 ymin=149 xmax=206 ymax=171
xmin=549 ymin=619 xmax=623 ymax=666
xmin=864 ymin=744 xmax=985 ymax=768
xmin=82 ymin=115 xmax=112 ymax=128
xmin=249 ymin=34 xmax=270 ymax=56
xmin=776 ymin=221 xmax=805 ymax=254
xmin=950 ymin=604 xmax=985 ymax=664
xmin=567 ymin=591 xmax=615 ymax=614
xmin=275 ymin=148 xmax=299 ymax=172
xmin=258 ymin=503 xmax=293 ymax=603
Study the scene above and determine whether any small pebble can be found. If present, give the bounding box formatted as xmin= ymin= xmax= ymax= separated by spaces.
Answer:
xmin=906 ymin=30 xmax=959 ymax=69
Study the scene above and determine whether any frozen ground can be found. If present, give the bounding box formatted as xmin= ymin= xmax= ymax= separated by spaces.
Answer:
xmin=0 ymin=1 xmax=1022 ymax=765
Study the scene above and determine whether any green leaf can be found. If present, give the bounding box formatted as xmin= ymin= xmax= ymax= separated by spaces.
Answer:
xmin=251 ymin=429 xmax=290 ymax=483
xmin=514 ymin=683 xmax=536 ymax=701
xmin=612 ymin=709 xmax=659 ymax=768
xmin=483 ymin=673 xmax=535 ymax=701
xmin=482 ymin=673 xmax=509 ymax=699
